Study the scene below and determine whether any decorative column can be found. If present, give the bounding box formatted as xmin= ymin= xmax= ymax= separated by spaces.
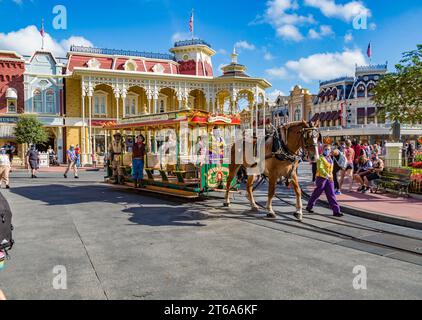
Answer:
xmin=121 ymin=86 xmax=127 ymax=119
xmin=81 ymin=85 xmax=87 ymax=164
xmin=114 ymin=87 xmax=121 ymax=121
xmin=87 ymin=84 xmax=93 ymax=164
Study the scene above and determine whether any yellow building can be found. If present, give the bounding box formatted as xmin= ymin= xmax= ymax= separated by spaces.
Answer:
xmin=288 ymin=85 xmax=315 ymax=122
xmin=64 ymin=40 xmax=271 ymax=164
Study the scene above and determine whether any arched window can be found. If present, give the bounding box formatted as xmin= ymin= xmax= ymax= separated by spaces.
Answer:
xmin=357 ymin=84 xmax=366 ymax=98
xmin=125 ymin=94 xmax=138 ymax=116
xmin=33 ymin=90 xmax=42 ymax=113
xmin=294 ymin=106 xmax=302 ymax=121
xmin=46 ymin=90 xmax=55 ymax=113
xmin=157 ymin=94 xmax=167 ymax=113
xmin=367 ymin=83 xmax=375 ymax=97
xmin=93 ymin=91 xmax=107 ymax=115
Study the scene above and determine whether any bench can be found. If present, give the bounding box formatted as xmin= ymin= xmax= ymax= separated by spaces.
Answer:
xmin=373 ymin=167 xmax=412 ymax=197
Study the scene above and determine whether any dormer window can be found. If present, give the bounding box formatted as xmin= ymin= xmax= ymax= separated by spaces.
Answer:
xmin=124 ymin=60 xmax=137 ymax=72
xmin=87 ymin=58 xmax=101 ymax=69
xmin=357 ymin=84 xmax=366 ymax=98
xmin=152 ymin=63 xmax=165 ymax=73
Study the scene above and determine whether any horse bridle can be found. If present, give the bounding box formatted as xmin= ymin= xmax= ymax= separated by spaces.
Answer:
xmin=299 ymin=126 xmax=320 ymax=151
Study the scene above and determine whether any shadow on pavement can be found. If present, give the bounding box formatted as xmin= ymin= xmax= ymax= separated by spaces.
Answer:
xmin=8 ymin=184 xmax=207 ymax=228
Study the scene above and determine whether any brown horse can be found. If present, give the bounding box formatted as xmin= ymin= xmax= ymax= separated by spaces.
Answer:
xmin=224 ymin=121 xmax=320 ymax=221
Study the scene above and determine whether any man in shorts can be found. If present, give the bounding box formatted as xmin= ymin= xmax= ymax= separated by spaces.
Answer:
xmin=26 ymin=145 xmax=39 ymax=179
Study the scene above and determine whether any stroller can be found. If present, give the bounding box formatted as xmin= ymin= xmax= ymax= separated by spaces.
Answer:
xmin=49 ymin=153 xmax=60 ymax=166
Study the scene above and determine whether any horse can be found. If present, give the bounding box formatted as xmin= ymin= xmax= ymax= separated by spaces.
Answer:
xmin=224 ymin=120 xmax=320 ymax=221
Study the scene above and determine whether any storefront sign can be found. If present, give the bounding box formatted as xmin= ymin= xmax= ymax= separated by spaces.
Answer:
xmin=0 ymin=117 xmax=18 ymax=124
xmin=208 ymin=116 xmax=232 ymax=124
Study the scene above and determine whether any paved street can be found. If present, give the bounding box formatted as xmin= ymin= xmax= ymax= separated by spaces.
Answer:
xmin=0 ymin=168 xmax=421 ymax=300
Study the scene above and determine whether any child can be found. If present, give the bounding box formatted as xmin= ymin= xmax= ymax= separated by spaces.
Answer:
xmin=306 ymin=145 xmax=343 ymax=217
xmin=92 ymin=153 xmax=97 ymax=168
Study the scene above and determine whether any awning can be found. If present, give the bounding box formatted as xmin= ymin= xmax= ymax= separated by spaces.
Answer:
xmin=0 ymin=125 xmax=16 ymax=139
xmin=311 ymin=113 xmax=320 ymax=122
xmin=332 ymin=110 xmax=342 ymax=121
xmin=328 ymin=111 xmax=337 ymax=121
xmin=319 ymin=112 xmax=327 ymax=121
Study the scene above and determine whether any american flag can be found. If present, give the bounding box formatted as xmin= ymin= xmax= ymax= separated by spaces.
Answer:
xmin=39 ymin=20 xmax=45 ymax=38
xmin=189 ymin=11 xmax=194 ymax=33
xmin=367 ymin=42 xmax=372 ymax=58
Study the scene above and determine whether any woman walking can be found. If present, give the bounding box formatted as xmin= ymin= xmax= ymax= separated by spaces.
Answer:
xmin=306 ymin=145 xmax=343 ymax=217
xmin=340 ymin=139 xmax=355 ymax=192
xmin=0 ymin=148 xmax=11 ymax=189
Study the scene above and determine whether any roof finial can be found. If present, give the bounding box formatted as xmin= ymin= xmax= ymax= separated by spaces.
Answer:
xmin=231 ymin=46 xmax=238 ymax=64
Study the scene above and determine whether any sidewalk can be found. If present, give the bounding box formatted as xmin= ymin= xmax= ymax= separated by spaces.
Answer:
xmin=298 ymin=164 xmax=422 ymax=230
xmin=11 ymin=165 xmax=102 ymax=173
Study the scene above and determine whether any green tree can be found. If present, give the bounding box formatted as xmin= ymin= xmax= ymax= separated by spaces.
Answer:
xmin=371 ymin=44 xmax=422 ymax=124
xmin=14 ymin=114 xmax=49 ymax=146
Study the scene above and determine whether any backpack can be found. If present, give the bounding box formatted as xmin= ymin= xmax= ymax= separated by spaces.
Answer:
xmin=0 ymin=192 xmax=14 ymax=253
xmin=335 ymin=151 xmax=348 ymax=170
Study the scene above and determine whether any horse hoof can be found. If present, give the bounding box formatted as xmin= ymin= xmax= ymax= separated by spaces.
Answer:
xmin=223 ymin=203 xmax=231 ymax=208
xmin=293 ymin=213 xmax=303 ymax=222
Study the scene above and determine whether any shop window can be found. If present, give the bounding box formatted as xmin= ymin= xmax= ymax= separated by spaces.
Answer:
xmin=94 ymin=92 xmax=107 ymax=115
xmin=46 ymin=90 xmax=55 ymax=113
xmin=125 ymin=95 xmax=138 ymax=116
xmin=367 ymin=107 xmax=376 ymax=124
xmin=33 ymin=90 xmax=43 ymax=113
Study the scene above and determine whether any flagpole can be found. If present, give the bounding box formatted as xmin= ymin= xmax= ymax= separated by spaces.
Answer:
xmin=191 ymin=9 xmax=194 ymax=40
xmin=41 ymin=19 xmax=45 ymax=50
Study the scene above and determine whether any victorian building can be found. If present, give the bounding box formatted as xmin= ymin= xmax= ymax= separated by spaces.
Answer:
xmin=0 ymin=50 xmax=25 ymax=162
xmin=288 ymin=85 xmax=315 ymax=123
xmin=64 ymin=40 xmax=271 ymax=164
xmin=311 ymin=64 xmax=422 ymax=144
xmin=270 ymin=94 xmax=289 ymax=127
xmin=24 ymin=50 xmax=66 ymax=162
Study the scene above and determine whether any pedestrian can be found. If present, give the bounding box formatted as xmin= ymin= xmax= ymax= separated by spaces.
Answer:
xmin=354 ymin=155 xmax=373 ymax=192
xmin=306 ymin=145 xmax=343 ymax=217
xmin=332 ymin=148 xmax=346 ymax=195
xmin=64 ymin=145 xmax=79 ymax=179
xmin=92 ymin=153 xmax=97 ymax=168
xmin=407 ymin=143 xmax=416 ymax=165
xmin=5 ymin=143 xmax=14 ymax=162
xmin=132 ymin=135 xmax=146 ymax=188
xmin=351 ymin=139 xmax=363 ymax=172
xmin=75 ymin=144 xmax=81 ymax=167
xmin=363 ymin=154 xmax=385 ymax=193
xmin=339 ymin=139 xmax=355 ymax=192
xmin=26 ymin=145 xmax=39 ymax=179
xmin=0 ymin=148 xmax=11 ymax=189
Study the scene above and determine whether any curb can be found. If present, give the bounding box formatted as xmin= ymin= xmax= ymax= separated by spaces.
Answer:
xmin=301 ymin=187 xmax=422 ymax=231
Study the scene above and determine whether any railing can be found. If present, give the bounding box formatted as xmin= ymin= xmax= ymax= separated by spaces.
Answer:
xmin=174 ymin=39 xmax=212 ymax=48
xmin=320 ymin=77 xmax=354 ymax=86
xmin=70 ymin=45 xmax=176 ymax=61
xmin=356 ymin=64 xmax=388 ymax=73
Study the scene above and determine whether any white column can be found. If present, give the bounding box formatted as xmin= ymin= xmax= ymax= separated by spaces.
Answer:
xmin=81 ymin=89 xmax=87 ymax=164
xmin=88 ymin=94 xmax=93 ymax=163
xmin=115 ymin=90 xmax=120 ymax=121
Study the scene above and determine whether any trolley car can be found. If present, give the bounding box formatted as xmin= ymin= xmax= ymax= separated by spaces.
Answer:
xmin=104 ymin=109 xmax=241 ymax=198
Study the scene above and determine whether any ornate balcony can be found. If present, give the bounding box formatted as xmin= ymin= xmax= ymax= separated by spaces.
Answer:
xmin=69 ymin=45 xmax=176 ymax=61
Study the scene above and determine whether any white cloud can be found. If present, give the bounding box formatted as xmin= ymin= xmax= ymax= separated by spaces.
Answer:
xmin=344 ymin=32 xmax=353 ymax=43
xmin=268 ymin=89 xmax=286 ymax=102
xmin=217 ymin=48 xmax=227 ymax=55
xmin=277 ymin=25 xmax=304 ymax=42
xmin=0 ymin=25 xmax=93 ymax=57
xmin=263 ymin=0 xmax=316 ymax=41
xmin=304 ymin=0 xmax=371 ymax=22
xmin=235 ymin=40 xmax=255 ymax=51
xmin=308 ymin=25 xmax=333 ymax=39
xmin=284 ymin=49 xmax=366 ymax=82
xmin=265 ymin=66 xmax=288 ymax=79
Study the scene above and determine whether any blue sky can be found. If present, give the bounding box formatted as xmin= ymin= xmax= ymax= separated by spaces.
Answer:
xmin=1 ymin=0 xmax=421 ymax=99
